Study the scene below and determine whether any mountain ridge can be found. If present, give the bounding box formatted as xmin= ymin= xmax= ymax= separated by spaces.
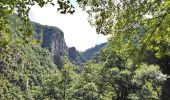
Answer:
xmin=82 ymin=42 xmax=107 ymax=60
xmin=32 ymin=22 xmax=87 ymax=68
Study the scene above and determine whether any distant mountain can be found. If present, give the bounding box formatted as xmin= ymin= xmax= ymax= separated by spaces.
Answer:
xmin=82 ymin=43 xmax=107 ymax=60
xmin=32 ymin=22 xmax=108 ymax=67
xmin=32 ymin=22 xmax=85 ymax=68
xmin=8 ymin=15 xmax=107 ymax=69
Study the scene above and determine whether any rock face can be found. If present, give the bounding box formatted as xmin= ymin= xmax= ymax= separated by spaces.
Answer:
xmin=41 ymin=26 xmax=68 ymax=68
xmin=32 ymin=22 xmax=107 ymax=68
xmin=33 ymin=22 xmax=68 ymax=68
xmin=32 ymin=22 xmax=87 ymax=69
xmin=42 ymin=26 xmax=68 ymax=56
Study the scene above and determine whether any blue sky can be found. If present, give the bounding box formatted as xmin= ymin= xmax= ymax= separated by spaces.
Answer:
xmin=70 ymin=0 xmax=79 ymax=8
xmin=29 ymin=0 xmax=108 ymax=51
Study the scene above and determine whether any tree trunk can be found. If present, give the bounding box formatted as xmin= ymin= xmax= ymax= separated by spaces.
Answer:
xmin=161 ymin=78 xmax=170 ymax=100
xmin=158 ymin=56 xmax=170 ymax=100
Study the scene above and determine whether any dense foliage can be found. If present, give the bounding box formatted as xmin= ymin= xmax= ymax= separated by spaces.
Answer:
xmin=0 ymin=0 xmax=170 ymax=99
xmin=77 ymin=0 xmax=170 ymax=99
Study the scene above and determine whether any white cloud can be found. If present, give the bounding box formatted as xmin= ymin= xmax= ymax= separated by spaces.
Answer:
xmin=29 ymin=4 xmax=108 ymax=51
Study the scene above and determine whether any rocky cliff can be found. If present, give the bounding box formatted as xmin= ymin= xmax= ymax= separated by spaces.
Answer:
xmin=32 ymin=22 xmax=108 ymax=68
xmin=32 ymin=22 xmax=68 ymax=68
xmin=32 ymin=22 xmax=86 ymax=68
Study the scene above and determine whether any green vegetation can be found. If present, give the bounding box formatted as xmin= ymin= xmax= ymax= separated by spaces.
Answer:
xmin=78 ymin=0 xmax=170 ymax=99
xmin=0 ymin=0 xmax=170 ymax=100
xmin=82 ymin=43 xmax=107 ymax=60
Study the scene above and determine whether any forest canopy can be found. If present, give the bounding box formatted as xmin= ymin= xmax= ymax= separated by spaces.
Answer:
xmin=0 ymin=0 xmax=170 ymax=100
xmin=77 ymin=0 xmax=170 ymax=99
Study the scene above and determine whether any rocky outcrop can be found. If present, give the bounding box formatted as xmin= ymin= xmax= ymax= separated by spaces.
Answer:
xmin=42 ymin=26 xmax=68 ymax=68
xmin=33 ymin=22 xmax=87 ymax=69
xmin=33 ymin=22 xmax=68 ymax=68
xmin=32 ymin=22 xmax=106 ymax=68
xmin=41 ymin=26 xmax=68 ymax=55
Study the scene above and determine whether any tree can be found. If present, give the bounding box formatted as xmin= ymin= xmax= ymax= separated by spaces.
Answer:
xmin=98 ymin=48 xmax=166 ymax=100
xmin=72 ymin=61 xmax=103 ymax=100
xmin=0 ymin=0 xmax=78 ymax=99
xmin=59 ymin=57 xmax=79 ymax=100
xmin=42 ymin=70 xmax=62 ymax=99
xmin=78 ymin=0 xmax=170 ymax=99
xmin=132 ymin=64 xmax=166 ymax=100
xmin=78 ymin=0 xmax=170 ymax=65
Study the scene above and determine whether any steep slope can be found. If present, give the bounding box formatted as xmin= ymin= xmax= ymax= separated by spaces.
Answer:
xmin=0 ymin=17 xmax=59 ymax=99
xmin=32 ymin=22 xmax=68 ymax=68
xmin=82 ymin=43 xmax=107 ymax=60
xmin=32 ymin=22 xmax=85 ymax=68
xmin=32 ymin=22 xmax=108 ymax=67
xmin=68 ymin=47 xmax=86 ymax=66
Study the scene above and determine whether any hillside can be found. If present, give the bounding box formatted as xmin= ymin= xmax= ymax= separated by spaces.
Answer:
xmin=1 ymin=0 xmax=170 ymax=99
xmin=68 ymin=47 xmax=86 ymax=66
xmin=1 ymin=16 xmax=165 ymax=100
xmin=82 ymin=43 xmax=107 ymax=60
